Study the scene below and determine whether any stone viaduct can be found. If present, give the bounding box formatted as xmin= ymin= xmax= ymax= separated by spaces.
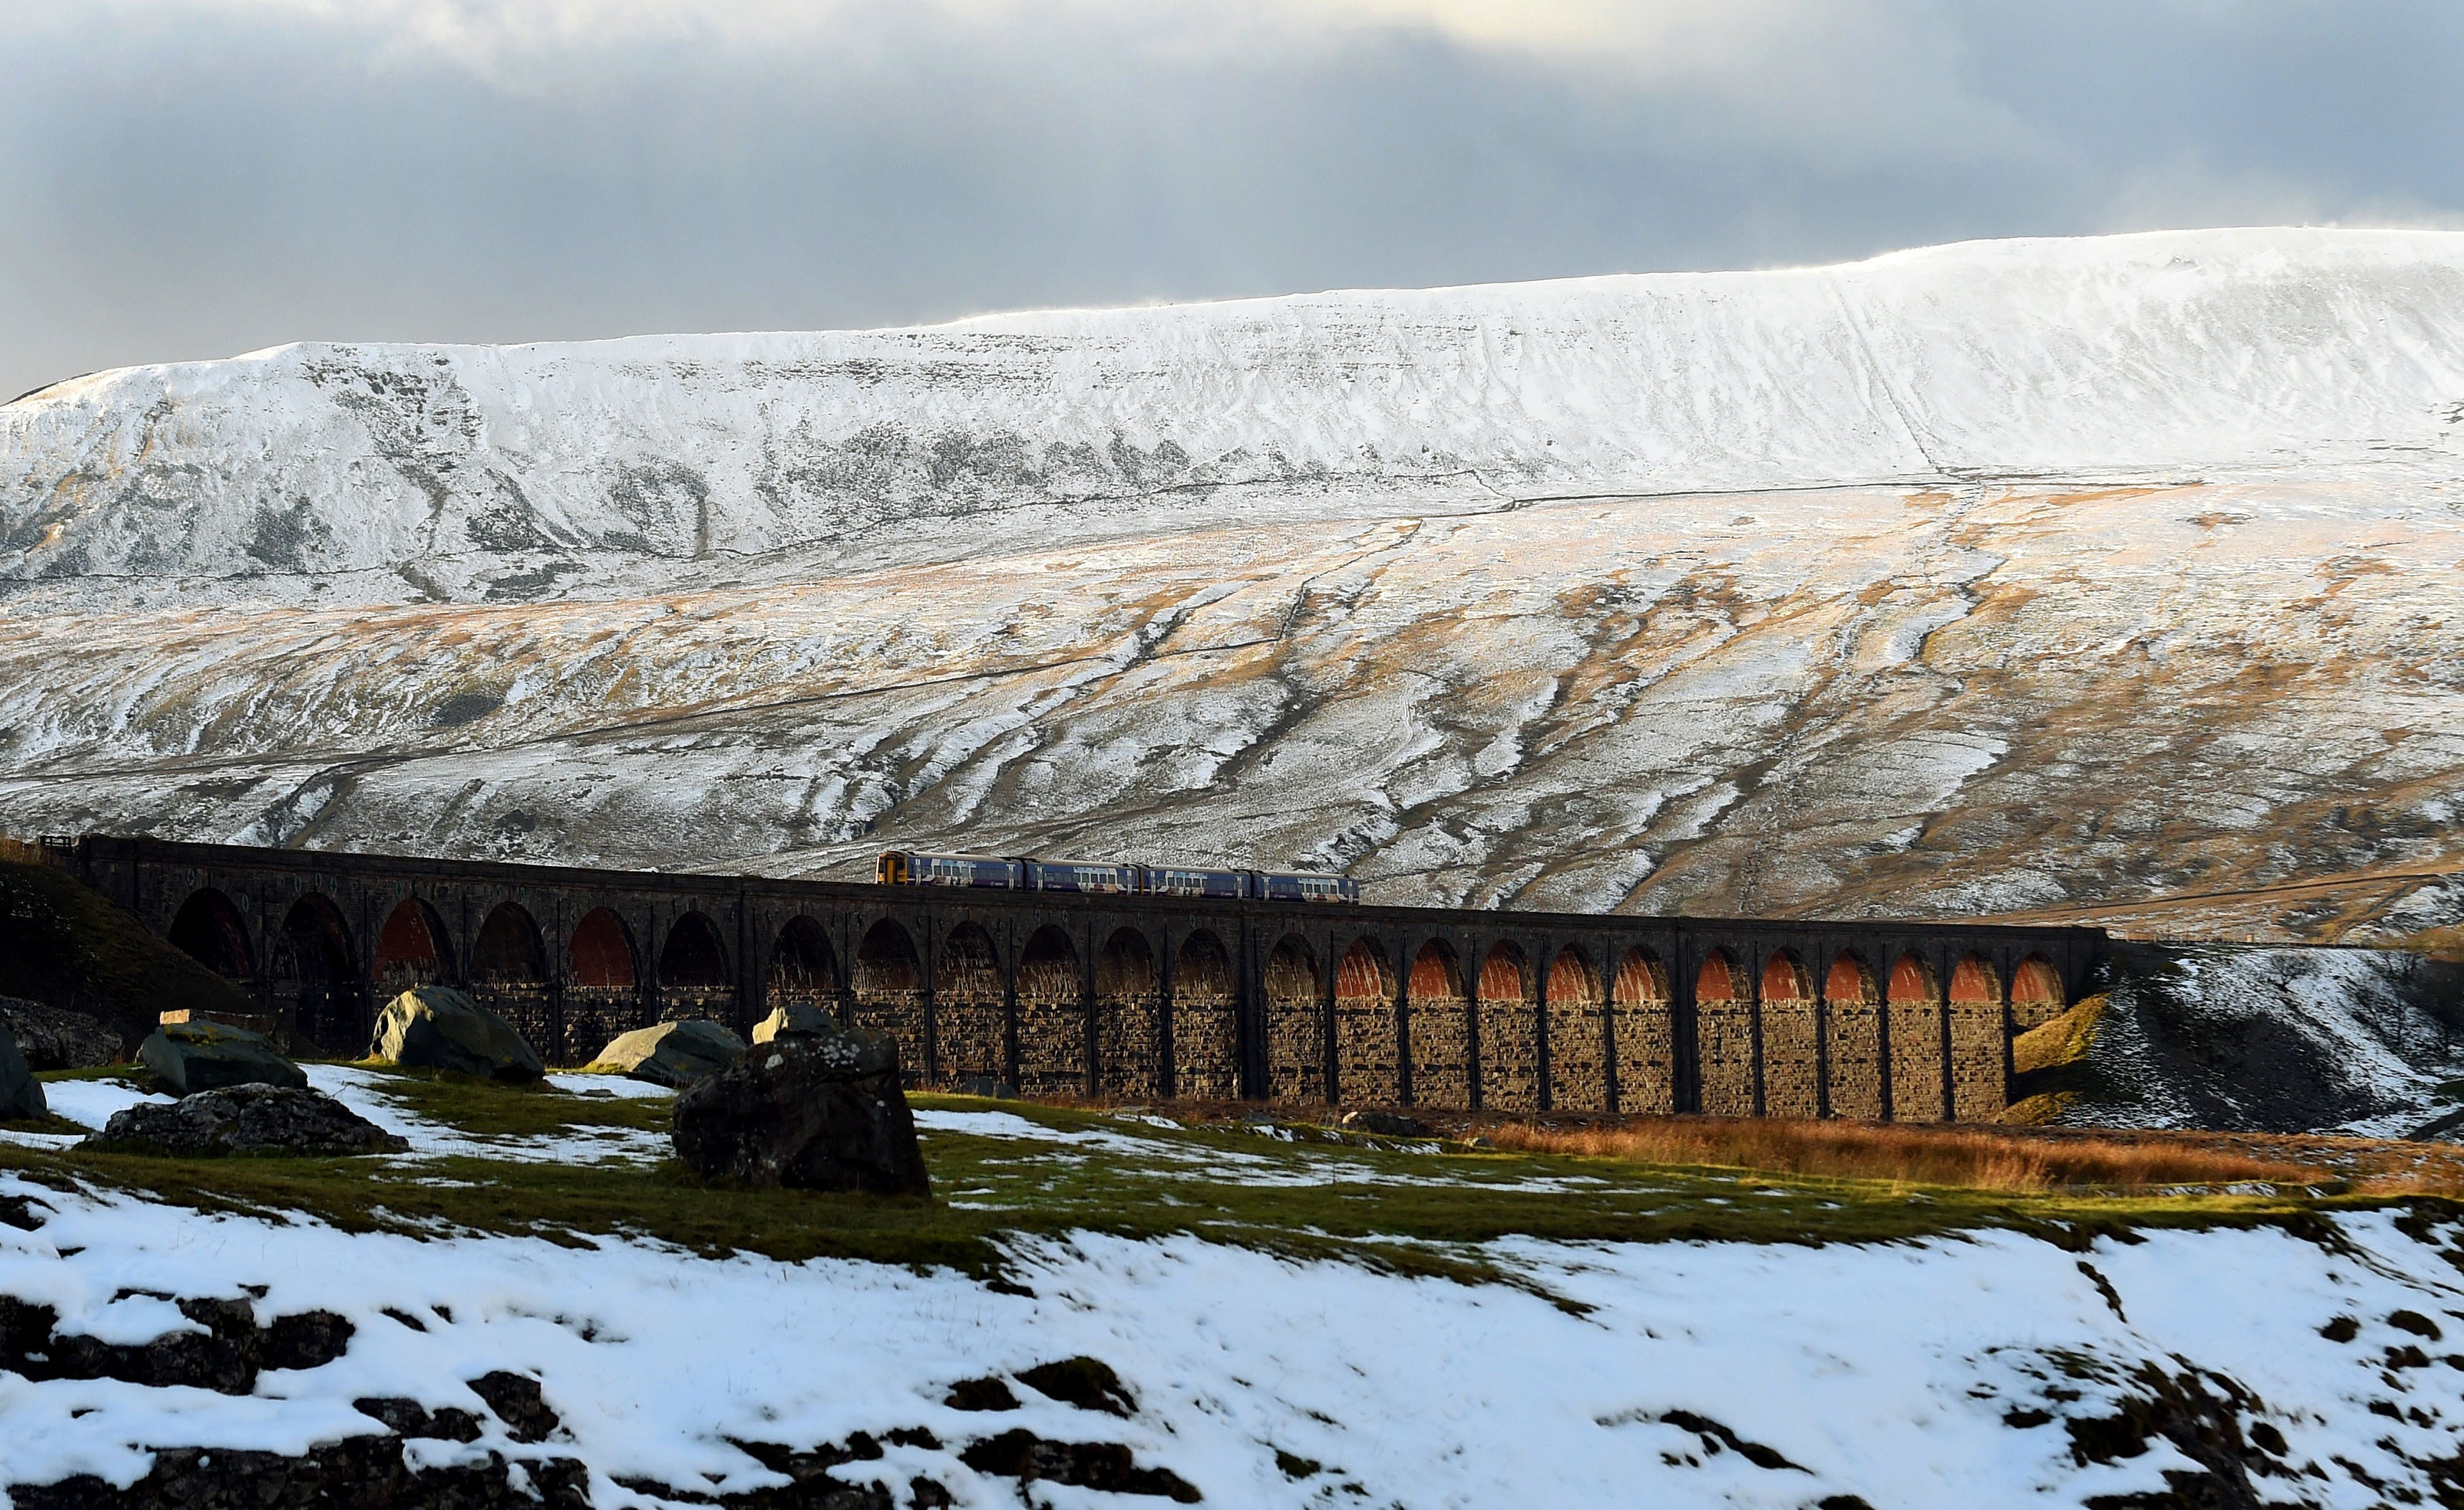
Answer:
xmin=72 ymin=835 xmax=2108 ymax=1121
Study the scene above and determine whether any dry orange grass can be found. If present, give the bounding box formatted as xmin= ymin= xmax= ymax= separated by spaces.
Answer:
xmin=1484 ymin=1118 xmax=2327 ymax=1193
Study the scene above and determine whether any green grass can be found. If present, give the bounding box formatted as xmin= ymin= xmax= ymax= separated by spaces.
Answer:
xmin=4 ymin=1069 xmax=2419 ymax=1296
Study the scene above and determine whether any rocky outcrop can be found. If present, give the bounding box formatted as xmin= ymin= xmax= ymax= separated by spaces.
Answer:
xmin=82 ymin=1083 xmax=407 ymax=1157
xmin=8 ymin=1440 xmax=592 ymax=1510
xmin=752 ymin=1001 xmax=838 ymax=1044
xmin=589 ymin=1019 xmax=744 ymax=1088
xmin=0 ymin=1291 xmax=351 ymax=1394
xmin=0 ymin=994 xmax=119 ymax=1070
xmin=672 ymin=1024 xmax=930 ymax=1197
xmin=0 ymin=1017 xmax=44 ymax=1121
xmin=137 ymin=1017 xmax=306 ymax=1095
xmin=368 ymin=987 xmax=544 ymax=1082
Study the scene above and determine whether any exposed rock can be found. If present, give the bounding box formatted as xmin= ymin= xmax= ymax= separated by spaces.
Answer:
xmin=0 ymin=1016 xmax=43 ymax=1121
xmin=1340 ymin=1110 xmax=1430 ymax=1136
xmin=137 ymin=1017 xmax=305 ymax=1095
xmin=1017 ymin=1357 xmax=1137 ymax=1418
xmin=82 ymin=1083 xmax=407 ymax=1157
xmin=958 ymin=1429 xmax=1200 ymax=1501
xmin=752 ymin=1000 xmax=839 ymax=1044
xmin=9 ymin=1440 xmax=591 ymax=1510
xmin=589 ymin=1018 xmax=745 ymax=1088
xmin=0 ymin=994 xmax=120 ymax=1070
xmin=368 ymin=986 xmax=544 ymax=1082
xmin=944 ymin=1377 xmax=1020 ymax=1412
xmin=0 ymin=1292 xmax=351 ymax=1394
xmin=354 ymin=1397 xmax=483 ymax=1443
xmin=468 ymin=1369 xmax=561 ymax=1443
xmin=672 ymin=1024 xmax=930 ymax=1197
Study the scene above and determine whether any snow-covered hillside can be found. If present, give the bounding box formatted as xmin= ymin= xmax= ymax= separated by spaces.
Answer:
xmin=9 ymin=227 xmax=2464 ymax=602
xmin=9 ymin=1078 xmax=2464 ymax=1508
xmin=4 ymin=229 xmax=2463 ymax=927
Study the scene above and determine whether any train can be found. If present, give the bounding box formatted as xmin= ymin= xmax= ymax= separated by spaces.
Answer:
xmin=873 ymin=851 xmax=1360 ymax=903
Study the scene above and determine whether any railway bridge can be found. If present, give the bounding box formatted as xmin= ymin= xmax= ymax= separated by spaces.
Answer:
xmin=70 ymin=835 xmax=2108 ymax=1122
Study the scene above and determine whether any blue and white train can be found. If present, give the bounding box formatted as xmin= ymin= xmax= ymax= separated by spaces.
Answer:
xmin=874 ymin=851 xmax=1360 ymax=904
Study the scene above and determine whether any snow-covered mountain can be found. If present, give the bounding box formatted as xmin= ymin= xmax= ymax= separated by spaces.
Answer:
xmin=6 ymin=229 xmax=2463 ymax=928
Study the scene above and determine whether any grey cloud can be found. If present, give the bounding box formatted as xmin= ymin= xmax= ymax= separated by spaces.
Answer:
xmin=1 ymin=0 xmax=2460 ymax=402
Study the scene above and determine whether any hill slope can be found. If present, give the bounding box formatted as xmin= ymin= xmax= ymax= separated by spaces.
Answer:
xmin=3 ymin=229 xmax=2462 ymax=929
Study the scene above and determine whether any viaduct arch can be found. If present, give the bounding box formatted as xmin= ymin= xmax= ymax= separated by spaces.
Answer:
xmin=74 ymin=835 xmax=2106 ymax=1120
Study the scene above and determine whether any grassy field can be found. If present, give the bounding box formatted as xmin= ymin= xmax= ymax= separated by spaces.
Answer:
xmin=11 ymin=1065 xmax=2461 ymax=1299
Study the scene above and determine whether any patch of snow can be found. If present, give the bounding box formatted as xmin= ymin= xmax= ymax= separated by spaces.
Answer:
xmin=1 ymin=1169 xmax=2460 ymax=1506
xmin=39 ymin=1079 xmax=171 ymax=1131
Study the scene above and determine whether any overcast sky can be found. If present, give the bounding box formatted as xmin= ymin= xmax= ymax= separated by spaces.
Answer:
xmin=3 ymin=0 xmax=2460 ymax=400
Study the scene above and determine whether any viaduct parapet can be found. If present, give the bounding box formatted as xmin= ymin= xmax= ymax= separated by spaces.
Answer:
xmin=71 ymin=836 xmax=2108 ymax=1121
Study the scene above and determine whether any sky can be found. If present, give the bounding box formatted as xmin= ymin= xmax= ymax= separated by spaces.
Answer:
xmin=3 ymin=0 xmax=2462 ymax=402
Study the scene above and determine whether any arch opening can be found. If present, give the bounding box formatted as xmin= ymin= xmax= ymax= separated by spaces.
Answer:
xmin=273 ymin=893 xmax=359 ymax=1050
xmin=1546 ymin=946 xmax=1606 ymax=1113
xmin=1759 ymin=949 xmax=1821 ymax=1119
xmin=1609 ymin=948 xmax=1674 ymax=1115
xmin=1947 ymin=953 xmax=2007 ymax=1122
xmin=473 ymin=903 xmax=548 ymax=984
xmin=852 ymin=919 xmax=926 ymax=1084
xmin=471 ymin=901 xmax=554 ymax=1061
xmin=1172 ymin=930 xmax=1239 ymax=1101
xmin=1096 ymin=928 xmax=1163 ymax=1098
xmin=1264 ymin=934 xmax=1324 ymax=1103
xmin=564 ymin=908 xmax=642 ymax=1066
xmin=1405 ymin=939 xmax=1471 ymax=1111
xmin=770 ymin=916 xmax=838 ymax=999
xmin=375 ymin=898 xmax=452 ymax=993
xmin=933 ymin=922 xmax=1004 ymax=1089
xmin=1821 ymin=949 xmax=1885 ymax=1122
xmin=1692 ymin=948 xmax=1754 ymax=1117
xmin=1094 ymin=926 xmax=1157 ymax=1088
xmin=659 ymin=912 xmax=730 ymax=989
xmin=1335 ymin=936 xmax=1399 ymax=1106
xmin=570 ymin=909 xmax=639 ymax=991
xmin=1886 ymin=951 xmax=1948 ymax=1124
xmin=2012 ymin=954 xmax=2067 ymax=1031
xmin=1017 ymin=926 xmax=1086 ymax=1099
xmin=1476 ymin=941 xmax=1536 ymax=1111
xmin=169 ymin=888 xmax=255 ymax=982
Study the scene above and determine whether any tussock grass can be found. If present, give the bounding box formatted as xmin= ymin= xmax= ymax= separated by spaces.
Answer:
xmin=1482 ymin=1116 xmax=2326 ymax=1192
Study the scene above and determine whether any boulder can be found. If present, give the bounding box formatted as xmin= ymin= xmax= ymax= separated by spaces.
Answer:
xmin=82 ymin=1083 xmax=408 ymax=1156
xmin=1340 ymin=1109 xmax=1431 ymax=1136
xmin=673 ymin=1021 xmax=930 ymax=1196
xmin=368 ymin=987 xmax=544 ymax=1082
xmin=587 ymin=1019 xmax=745 ymax=1088
xmin=0 ymin=994 xmax=121 ymax=1070
xmin=139 ymin=1018 xmax=307 ymax=1096
xmin=0 ymin=1018 xmax=44 ymax=1121
xmin=750 ymin=1000 xmax=838 ymax=1044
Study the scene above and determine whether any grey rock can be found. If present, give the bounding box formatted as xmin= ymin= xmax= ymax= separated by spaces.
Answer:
xmin=138 ymin=1018 xmax=306 ymax=1096
xmin=672 ymin=1022 xmax=929 ymax=1196
xmin=1340 ymin=1109 xmax=1431 ymax=1136
xmin=0 ymin=994 xmax=121 ymax=1070
xmin=0 ymin=1017 xmax=44 ymax=1121
xmin=368 ymin=987 xmax=544 ymax=1082
xmin=589 ymin=1018 xmax=745 ymax=1088
xmin=752 ymin=1000 xmax=839 ymax=1044
xmin=84 ymin=1083 xmax=408 ymax=1157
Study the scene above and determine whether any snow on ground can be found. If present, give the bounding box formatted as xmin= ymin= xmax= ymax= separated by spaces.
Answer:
xmin=2 ymin=1165 xmax=2460 ymax=1508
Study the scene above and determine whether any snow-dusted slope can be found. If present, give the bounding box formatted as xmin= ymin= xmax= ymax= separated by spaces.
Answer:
xmin=4 ymin=229 xmax=2463 ymax=927
xmin=8 ymin=228 xmax=2464 ymax=602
